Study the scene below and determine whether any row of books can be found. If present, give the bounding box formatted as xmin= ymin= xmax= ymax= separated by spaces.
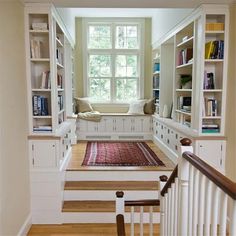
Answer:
xmin=57 ymin=74 xmax=63 ymax=89
xmin=32 ymin=95 xmax=49 ymax=116
xmin=203 ymin=71 xmax=215 ymax=89
xmin=41 ymin=71 xmax=51 ymax=89
xmin=56 ymin=48 xmax=63 ymax=65
xmin=177 ymin=96 xmax=192 ymax=112
xmin=202 ymin=123 xmax=219 ymax=133
xmin=202 ymin=97 xmax=218 ymax=117
xmin=177 ymin=48 xmax=193 ymax=66
xmin=205 ymin=40 xmax=224 ymax=59
xmin=30 ymin=39 xmax=42 ymax=58
xmin=33 ymin=126 xmax=52 ymax=132
xmin=153 ymin=76 xmax=160 ymax=89
xmin=58 ymin=95 xmax=63 ymax=111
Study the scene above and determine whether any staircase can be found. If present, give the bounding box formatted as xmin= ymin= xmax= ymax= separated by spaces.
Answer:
xmin=61 ymin=170 xmax=171 ymax=223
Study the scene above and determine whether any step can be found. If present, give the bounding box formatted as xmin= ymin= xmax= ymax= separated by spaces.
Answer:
xmin=62 ymin=201 xmax=160 ymax=213
xmin=62 ymin=200 xmax=160 ymax=223
xmin=66 ymin=170 xmax=172 ymax=181
xmin=64 ymin=181 xmax=159 ymax=191
xmin=64 ymin=181 xmax=160 ymax=201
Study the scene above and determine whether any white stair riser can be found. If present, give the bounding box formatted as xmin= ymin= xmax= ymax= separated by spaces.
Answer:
xmin=66 ymin=171 xmax=171 ymax=181
xmin=62 ymin=212 xmax=160 ymax=223
xmin=63 ymin=190 xmax=159 ymax=201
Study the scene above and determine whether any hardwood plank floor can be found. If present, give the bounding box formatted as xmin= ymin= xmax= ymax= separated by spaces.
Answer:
xmin=67 ymin=141 xmax=174 ymax=171
xmin=28 ymin=223 xmax=160 ymax=235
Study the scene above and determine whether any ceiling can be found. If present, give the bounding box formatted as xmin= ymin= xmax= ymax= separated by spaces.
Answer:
xmin=21 ymin=0 xmax=236 ymax=8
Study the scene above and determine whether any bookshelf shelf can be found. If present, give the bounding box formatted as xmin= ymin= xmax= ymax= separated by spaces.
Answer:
xmin=202 ymin=116 xmax=221 ymax=119
xmin=32 ymin=89 xmax=51 ymax=92
xmin=30 ymin=58 xmax=50 ymax=62
xmin=33 ymin=115 xmax=52 ymax=119
xmin=175 ymin=109 xmax=192 ymax=116
xmin=176 ymin=89 xmax=192 ymax=92
xmin=176 ymin=36 xmax=194 ymax=48
xmin=205 ymin=59 xmax=224 ymax=63
xmin=153 ymin=88 xmax=160 ymax=91
xmin=176 ymin=61 xmax=193 ymax=69
xmin=153 ymin=71 xmax=160 ymax=75
xmin=57 ymin=62 xmax=64 ymax=69
xmin=29 ymin=30 xmax=49 ymax=34
xmin=56 ymin=38 xmax=63 ymax=47
xmin=58 ymin=109 xmax=65 ymax=115
xmin=205 ymin=30 xmax=224 ymax=34
xmin=57 ymin=88 xmax=64 ymax=92
xmin=203 ymin=89 xmax=222 ymax=92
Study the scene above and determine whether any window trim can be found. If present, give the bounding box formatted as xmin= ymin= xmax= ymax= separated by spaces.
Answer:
xmin=82 ymin=17 xmax=145 ymax=104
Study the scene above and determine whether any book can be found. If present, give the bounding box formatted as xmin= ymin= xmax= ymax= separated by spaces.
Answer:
xmin=203 ymin=72 xmax=215 ymax=89
xmin=205 ymin=41 xmax=214 ymax=59
xmin=30 ymin=39 xmax=42 ymax=58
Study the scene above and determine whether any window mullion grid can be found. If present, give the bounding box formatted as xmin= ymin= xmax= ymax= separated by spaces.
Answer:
xmin=111 ymin=22 xmax=116 ymax=103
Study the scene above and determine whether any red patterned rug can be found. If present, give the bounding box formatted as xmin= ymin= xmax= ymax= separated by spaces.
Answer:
xmin=82 ymin=141 xmax=165 ymax=166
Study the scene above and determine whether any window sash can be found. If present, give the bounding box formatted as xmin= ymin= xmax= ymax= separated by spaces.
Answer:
xmin=83 ymin=18 xmax=144 ymax=103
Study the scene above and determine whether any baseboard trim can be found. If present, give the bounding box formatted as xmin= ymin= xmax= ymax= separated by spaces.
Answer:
xmin=17 ymin=213 xmax=32 ymax=236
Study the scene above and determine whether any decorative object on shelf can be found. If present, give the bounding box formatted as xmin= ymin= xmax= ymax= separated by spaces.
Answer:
xmin=32 ymin=22 xmax=48 ymax=30
xmin=180 ymin=74 xmax=192 ymax=89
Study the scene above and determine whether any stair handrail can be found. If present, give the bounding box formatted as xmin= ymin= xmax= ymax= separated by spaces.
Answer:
xmin=182 ymin=151 xmax=236 ymax=200
xmin=160 ymin=165 xmax=178 ymax=197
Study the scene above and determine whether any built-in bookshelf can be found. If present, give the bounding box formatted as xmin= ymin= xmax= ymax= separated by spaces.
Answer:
xmin=201 ymin=13 xmax=228 ymax=134
xmin=152 ymin=4 xmax=228 ymax=136
xmin=25 ymin=5 xmax=74 ymax=135
xmin=174 ymin=22 xmax=194 ymax=128
xmin=152 ymin=48 xmax=160 ymax=114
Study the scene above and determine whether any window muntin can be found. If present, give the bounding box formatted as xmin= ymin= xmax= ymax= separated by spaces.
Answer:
xmin=84 ymin=19 xmax=143 ymax=103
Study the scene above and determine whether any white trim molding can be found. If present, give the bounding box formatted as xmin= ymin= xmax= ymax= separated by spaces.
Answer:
xmin=17 ymin=214 xmax=32 ymax=236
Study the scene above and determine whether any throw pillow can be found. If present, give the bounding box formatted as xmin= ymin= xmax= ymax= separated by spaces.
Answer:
xmin=75 ymin=98 xmax=93 ymax=113
xmin=144 ymin=98 xmax=155 ymax=114
xmin=127 ymin=100 xmax=146 ymax=115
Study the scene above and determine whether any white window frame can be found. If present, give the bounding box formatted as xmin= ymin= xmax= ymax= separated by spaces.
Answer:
xmin=82 ymin=18 xmax=145 ymax=104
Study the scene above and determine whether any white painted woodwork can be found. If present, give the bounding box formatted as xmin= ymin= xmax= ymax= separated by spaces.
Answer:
xmin=76 ymin=115 xmax=153 ymax=140
xmin=153 ymin=115 xmax=226 ymax=172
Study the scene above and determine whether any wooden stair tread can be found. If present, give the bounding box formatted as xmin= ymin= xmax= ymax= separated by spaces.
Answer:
xmin=64 ymin=181 xmax=159 ymax=191
xmin=62 ymin=201 xmax=160 ymax=213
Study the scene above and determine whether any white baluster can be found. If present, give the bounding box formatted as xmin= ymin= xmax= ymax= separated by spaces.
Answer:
xmin=211 ymin=186 xmax=220 ymax=236
xmin=160 ymin=196 xmax=165 ymax=236
xmin=204 ymin=180 xmax=213 ymax=236
xmin=219 ymin=190 xmax=228 ymax=236
xmin=230 ymin=200 xmax=236 ymax=236
xmin=192 ymin=168 xmax=200 ymax=236
xmin=164 ymin=194 xmax=168 ymax=236
xmin=167 ymin=188 xmax=171 ymax=236
xmin=198 ymin=174 xmax=206 ymax=236
xmin=149 ymin=206 xmax=153 ymax=236
xmin=174 ymin=177 xmax=179 ymax=235
xmin=131 ymin=206 xmax=134 ymax=236
xmin=178 ymin=157 xmax=190 ymax=236
xmin=170 ymin=182 xmax=175 ymax=236
xmin=140 ymin=206 xmax=143 ymax=236
xmin=188 ymin=165 xmax=194 ymax=235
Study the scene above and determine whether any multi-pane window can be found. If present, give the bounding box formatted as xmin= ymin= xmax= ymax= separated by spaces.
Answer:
xmin=84 ymin=19 xmax=144 ymax=103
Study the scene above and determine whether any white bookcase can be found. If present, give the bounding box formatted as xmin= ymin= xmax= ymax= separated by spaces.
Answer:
xmin=24 ymin=3 xmax=76 ymax=223
xmin=152 ymin=4 xmax=229 ymax=171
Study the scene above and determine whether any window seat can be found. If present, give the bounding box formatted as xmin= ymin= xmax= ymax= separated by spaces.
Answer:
xmin=76 ymin=113 xmax=153 ymax=141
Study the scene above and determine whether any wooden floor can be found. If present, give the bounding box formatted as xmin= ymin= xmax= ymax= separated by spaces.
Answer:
xmin=67 ymin=141 xmax=174 ymax=171
xmin=28 ymin=223 xmax=160 ymax=236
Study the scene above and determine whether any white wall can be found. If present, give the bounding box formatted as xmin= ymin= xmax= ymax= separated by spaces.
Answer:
xmin=152 ymin=8 xmax=193 ymax=44
xmin=0 ymin=1 xmax=30 ymax=235
xmin=57 ymin=7 xmax=76 ymax=43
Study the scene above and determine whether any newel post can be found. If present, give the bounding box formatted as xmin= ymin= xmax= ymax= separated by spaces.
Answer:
xmin=159 ymin=175 xmax=168 ymax=236
xmin=116 ymin=191 xmax=125 ymax=215
xmin=178 ymin=138 xmax=193 ymax=236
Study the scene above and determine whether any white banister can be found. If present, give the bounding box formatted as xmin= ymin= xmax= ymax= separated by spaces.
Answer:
xmin=131 ymin=206 xmax=134 ymax=236
xmin=140 ymin=206 xmax=143 ymax=236
xmin=211 ymin=186 xmax=220 ymax=236
xmin=230 ymin=200 xmax=236 ymax=236
xmin=116 ymin=191 xmax=125 ymax=215
xmin=204 ymin=179 xmax=213 ymax=236
xmin=149 ymin=206 xmax=153 ymax=236
xmin=198 ymin=174 xmax=206 ymax=236
xmin=219 ymin=191 xmax=228 ymax=236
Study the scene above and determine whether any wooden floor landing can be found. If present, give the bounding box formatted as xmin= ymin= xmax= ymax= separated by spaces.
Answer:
xmin=67 ymin=141 xmax=174 ymax=171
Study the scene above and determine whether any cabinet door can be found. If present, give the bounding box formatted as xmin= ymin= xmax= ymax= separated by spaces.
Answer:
xmin=78 ymin=119 xmax=87 ymax=132
xmin=87 ymin=121 xmax=98 ymax=132
xmin=31 ymin=141 xmax=57 ymax=168
xmin=196 ymin=140 xmax=225 ymax=173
